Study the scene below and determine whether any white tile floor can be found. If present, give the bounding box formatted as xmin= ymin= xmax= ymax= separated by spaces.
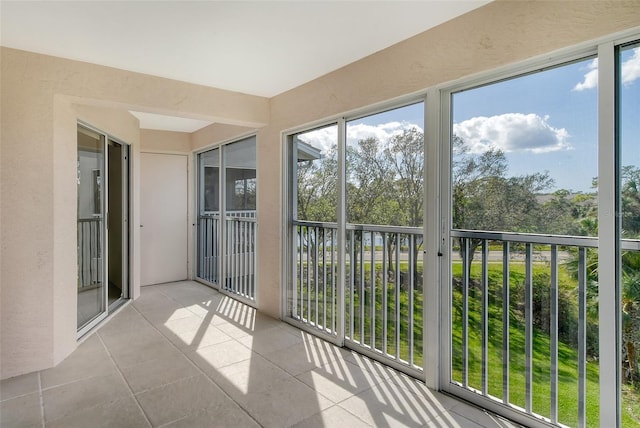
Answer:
xmin=1 ymin=281 xmax=521 ymax=427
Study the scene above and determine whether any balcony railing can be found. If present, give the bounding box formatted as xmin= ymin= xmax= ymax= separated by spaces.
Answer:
xmin=450 ymin=229 xmax=600 ymax=427
xmin=292 ymin=220 xmax=424 ymax=373
xmin=77 ymin=218 xmax=102 ymax=289
xmin=198 ymin=210 xmax=256 ymax=302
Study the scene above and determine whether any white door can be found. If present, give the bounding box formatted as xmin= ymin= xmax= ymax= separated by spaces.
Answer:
xmin=140 ymin=153 xmax=188 ymax=285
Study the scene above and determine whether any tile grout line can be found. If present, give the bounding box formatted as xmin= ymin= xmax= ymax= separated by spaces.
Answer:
xmin=129 ymin=295 xmax=265 ymax=428
xmin=38 ymin=372 xmax=45 ymax=428
xmin=95 ymin=332 xmax=153 ymax=428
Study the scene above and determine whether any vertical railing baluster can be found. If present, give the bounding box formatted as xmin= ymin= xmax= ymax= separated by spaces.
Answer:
xmin=349 ymin=229 xmax=355 ymax=340
xmin=578 ymin=247 xmax=587 ymax=428
xmin=322 ymin=228 xmax=327 ymax=331
xmin=550 ymin=245 xmax=559 ymax=424
xmin=503 ymin=241 xmax=510 ymax=404
xmin=210 ymin=218 xmax=213 ymax=281
xmin=525 ymin=243 xmax=533 ymax=414
xmin=395 ymin=232 xmax=401 ymax=360
xmin=299 ymin=226 xmax=304 ymax=319
xmin=482 ymin=239 xmax=489 ymax=395
xmin=233 ymin=219 xmax=237 ymax=293
xmin=240 ymin=221 xmax=243 ymax=294
xmin=202 ymin=217 xmax=206 ymax=280
xmin=409 ymin=234 xmax=415 ymax=366
xmin=332 ymin=228 xmax=336 ymax=334
xmin=315 ymin=226 xmax=319 ymax=327
xmin=245 ymin=221 xmax=249 ymax=298
xmin=89 ymin=221 xmax=94 ymax=285
xmin=462 ymin=237 xmax=469 ymax=387
xmin=251 ymin=221 xmax=256 ymax=300
xmin=360 ymin=230 xmax=365 ymax=344
xmin=382 ymin=233 xmax=388 ymax=356
xmin=306 ymin=226 xmax=312 ymax=321
xmin=206 ymin=217 xmax=210 ymax=280
xmin=205 ymin=218 xmax=209 ymax=281
xmin=292 ymin=225 xmax=299 ymax=319
xmin=371 ymin=231 xmax=377 ymax=350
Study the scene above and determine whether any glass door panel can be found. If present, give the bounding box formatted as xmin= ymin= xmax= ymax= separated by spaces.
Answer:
xmin=289 ymin=124 xmax=339 ymax=335
xmin=198 ymin=148 xmax=220 ymax=284
xmin=618 ymin=41 xmax=640 ymax=425
xmin=223 ymin=136 xmax=257 ymax=300
xmin=197 ymin=136 xmax=258 ymax=303
xmin=107 ymin=140 xmax=129 ymax=309
xmin=449 ymin=57 xmax=599 ymax=426
xmin=77 ymin=125 xmax=106 ymax=329
xmin=344 ymin=102 xmax=425 ymax=368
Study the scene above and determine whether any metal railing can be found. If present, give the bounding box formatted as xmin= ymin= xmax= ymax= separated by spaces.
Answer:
xmin=293 ymin=221 xmax=339 ymax=336
xmin=77 ymin=218 xmax=102 ymax=289
xmin=450 ymin=229 xmax=599 ymax=427
xmin=292 ymin=220 xmax=424 ymax=371
xmin=198 ymin=211 xmax=257 ymax=302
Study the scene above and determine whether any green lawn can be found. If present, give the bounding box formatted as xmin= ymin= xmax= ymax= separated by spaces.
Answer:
xmin=296 ymin=259 xmax=640 ymax=427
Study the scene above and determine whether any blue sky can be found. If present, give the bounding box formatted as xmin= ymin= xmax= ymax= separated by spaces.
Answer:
xmin=299 ymin=46 xmax=640 ymax=194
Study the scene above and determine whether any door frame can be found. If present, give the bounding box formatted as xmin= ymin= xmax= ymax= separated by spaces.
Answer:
xmin=77 ymin=121 xmax=131 ymax=338
xmin=139 ymin=151 xmax=190 ymax=286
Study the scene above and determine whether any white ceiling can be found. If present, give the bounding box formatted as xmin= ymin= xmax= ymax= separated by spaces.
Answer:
xmin=1 ymin=0 xmax=490 ymax=131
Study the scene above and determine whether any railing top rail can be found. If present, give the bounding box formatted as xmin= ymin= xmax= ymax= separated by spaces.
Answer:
xmin=347 ymin=223 xmax=422 ymax=235
xmin=293 ymin=220 xmax=338 ymax=230
xmin=198 ymin=214 xmax=257 ymax=222
xmin=78 ymin=217 xmax=102 ymax=222
xmin=226 ymin=216 xmax=257 ymax=223
xmin=200 ymin=210 xmax=256 ymax=217
xmin=451 ymin=229 xmax=599 ymax=247
xmin=294 ymin=219 xmax=422 ymax=235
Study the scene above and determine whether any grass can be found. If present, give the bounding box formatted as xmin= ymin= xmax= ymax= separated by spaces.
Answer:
xmin=295 ymin=259 xmax=640 ymax=427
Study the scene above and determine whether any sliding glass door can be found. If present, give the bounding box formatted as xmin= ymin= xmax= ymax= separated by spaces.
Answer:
xmin=77 ymin=123 xmax=129 ymax=334
xmin=77 ymin=126 xmax=106 ymax=329
xmin=197 ymin=136 xmax=257 ymax=304
xmin=286 ymin=102 xmax=426 ymax=376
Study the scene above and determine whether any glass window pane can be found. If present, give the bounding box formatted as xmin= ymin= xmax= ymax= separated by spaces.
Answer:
xmin=450 ymin=58 xmax=600 ymax=426
xmin=452 ymin=58 xmax=598 ymax=236
xmin=344 ymin=102 xmax=425 ymax=365
xmin=225 ymin=136 xmax=256 ymax=213
xmin=77 ymin=125 xmax=106 ymax=329
xmin=294 ymin=124 xmax=338 ymax=223
xmin=619 ymin=41 xmax=640 ymax=426
xmin=346 ymin=103 xmax=424 ymax=227
xmin=200 ymin=148 xmax=219 ymax=213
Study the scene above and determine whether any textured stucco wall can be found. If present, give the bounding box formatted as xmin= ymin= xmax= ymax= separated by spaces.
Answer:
xmin=1 ymin=0 xmax=639 ymax=378
xmin=0 ymin=48 xmax=268 ymax=378
xmin=140 ymin=129 xmax=191 ymax=153
xmin=254 ymin=1 xmax=640 ymax=318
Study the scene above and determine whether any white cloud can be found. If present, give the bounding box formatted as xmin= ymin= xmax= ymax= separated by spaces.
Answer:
xmin=574 ymin=47 xmax=640 ymax=91
xmin=296 ymin=127 xmax=338 ymax=155
xmin=346 ymin=121 xmax=422 ymax=147
xmin=453 ymin=113 xmax=570 ymax=154
xmin=622 ymin=47 xmax=640 ymax=86
xmin=296 ymin=121 xmax=422 ymax=155
xmin=573 ymin=58 xmax=598 ymax=91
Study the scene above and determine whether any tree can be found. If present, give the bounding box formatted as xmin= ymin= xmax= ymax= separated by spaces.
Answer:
xmin=451 ymin=136 xmax=554 ymax=267
xmin=346 ymin=129 xmax=425 ymax=273
xmin=296 ymin=146 xmax=338 ymax=223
